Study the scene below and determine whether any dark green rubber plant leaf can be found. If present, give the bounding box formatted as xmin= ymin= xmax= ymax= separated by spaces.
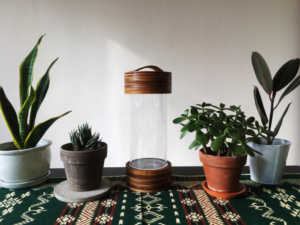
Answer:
xmin=0 ymin=86 xmax=22 ymax=149
xmin=18 ymin=86 xmax=36 ymax=145
xmin=273 ymin=58 xmax=300 ymax=92
xmin=274 ymin=103 xmax=291 ymax=136
xmin=189 ymin=139 xmax=199 ymax=150
xmin=211 ymin=135 xmax=225 ymax=152
xmin=227 ymin=143 xmax=245 ymax=156
xmin=240 ymin=141 xmax=254 ymax=157
xmin=254 ymin=86 xmax=268 ymax=126
xmin=19 ymin=35 xmax=45 ymax=108
xmin=208 ymin=126 xmax=220 ymax=136
xmin=30 ymin=57 xmax=58 ymax=125
xmin=278 ymin=76 xmax=300 ymax=104
xmin=196 ymin=130 xmax=209 ymax=145
xmin=24 ymin=111 xmax=72 ymax=148
xmin=251 ymin=52 xmax=273 ymax=96
xmin=173 ymin=117 xmax=187 ymax=124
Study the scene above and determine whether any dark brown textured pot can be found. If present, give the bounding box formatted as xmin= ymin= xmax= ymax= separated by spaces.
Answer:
xmin=60 ymin=142 xmax=107 ymax=192
xmin=199 ymin=149 xmax=247 ymax=193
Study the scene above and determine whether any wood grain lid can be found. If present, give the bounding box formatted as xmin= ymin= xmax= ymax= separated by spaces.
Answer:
xmin=124 ymin=65 xmax=172 ymax=94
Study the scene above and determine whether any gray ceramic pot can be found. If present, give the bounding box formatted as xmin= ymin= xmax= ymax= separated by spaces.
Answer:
xmin=247 ymin=138 xmax=291 ymax=184
xmin=0 ymin=139 xmax=51 ymax=183
xmin=60 ymin=142 xmax=107 ymax=192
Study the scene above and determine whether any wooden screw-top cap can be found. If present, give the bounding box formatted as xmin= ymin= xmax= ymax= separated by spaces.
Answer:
xmin=124 ymin=65 xmax=172 ymax=94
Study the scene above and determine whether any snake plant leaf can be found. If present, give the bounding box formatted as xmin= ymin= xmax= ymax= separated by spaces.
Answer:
xmin=227 ymin=143 xmax=245 ymax=156
xmin=19 ymin=35 xmax=45 ymax=108
xmin=240 ymin=141 xmax=254 ymax=157
xmin=278 ymin=76 xmax=300 ymax=104
xmin=180 ymin=130 xmax=188 ymax=139
xmin=190 ymin=107 xmax=198 ymax=115
xmin=189 ymin=139 xmax=199 ymax=150
xmin=0 ymin=86 xmax=22 ymax=149
xmin=254 ymin=86 xmax=268 ymax=126
xmin=173 ymin=117 xmax=187 ymax=124
xmin=274 ymin=103 xmax=292 ymax=136
xmin=196 ymin=130 xmax=209 ymax=145
xmin=211 ymin=135 xmax=225 ymax=151
xmin=273 ymin=58 xmax=300 ymax=92
xmin=251 ymin=52 xmax=273 ymax=96
xmin=24 ymin=111 xmax=71 ymax=149
xmin=18 ymin=86 xmax=36 ymax=145
xmin=29 ymin=58 xmax=58 ymax=130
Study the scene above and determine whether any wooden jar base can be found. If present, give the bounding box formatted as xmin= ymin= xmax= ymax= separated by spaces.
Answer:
xmin=126 ymin=161 xmax=172 ymax=193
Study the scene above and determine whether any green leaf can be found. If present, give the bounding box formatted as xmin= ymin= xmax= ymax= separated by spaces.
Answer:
xmin=196 ymin=130 xmax=209 ymax=145
xmin=180 ymin=122 xmax=190 ymax=132
xmin=184 ymin=109 xmax=189 ymax=116
xmin=262 ymin=129 xmax=276 ymax=137
xmin=228 ymin=130 xmax=242 ymax=140
xmin=189 ymin=114 xmax=198 ymax=119
xmin=220 ymin=103 xmax=225 ymax=109
xmin=173 ymin=117 xmax=187 ymax=124
xmin=274 ymin=103 xmax=291 ymax=136
xmin=227 ymin=143 xmax=245 ymax=156
xmin=248 ymin=137 xmax=262 ymax=144
xmin=213 ymin=122 xmax=226 ymax=130
xmin=18 ymin=86 xmax=36 ymax=145
xmin=208 ymin=126 xmax=220 ymax=136
xmin=251 ymin=52 xmax=273 ymax=95
xmin=24 ymin=111 xmax=71 ymax=148
xmin=246 ymin=117 xmax=255 ymax=124
xmin=231 ymin=122 xmax=243 ymax=128
xmin=278 ymin=76 xmax=300 ymax=104
xmin=180 ymin=130 xmax=188 ymax=139
xmin=0 ymin=86 xmax=22 ymax=149
xmin=197 ymin=120 xmax=209 ymax=126
xmin=254 ymin=86 xmax=268 ymax=126
xmin=211 ymin=135 xmax=225 ymax=151
xmin=240 ymin=141 xmax=254 ymax=157
xmin=188 ymin=122 xmax=196 ymax=132
xmin=245 ymin=129 xmax=256 ymax=136
xmin=19 ymin=35 xmax=45 ymax=108
xmin=189 ymin=139 xmax=199 ymax=150
xmin=273 ymin=58 xmax=300 ymax=92
xmin=190 ymin=107 xmax=198 ymax=115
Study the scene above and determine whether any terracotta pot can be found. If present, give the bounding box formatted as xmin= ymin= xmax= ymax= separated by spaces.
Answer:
xmin=60 ymin=142 xmax=107 ymax=191
xmin=199 ymin=149 xmax=247 ymax=193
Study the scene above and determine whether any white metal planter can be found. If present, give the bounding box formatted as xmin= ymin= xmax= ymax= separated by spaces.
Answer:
xmin=0 ymin=139 xmax=51 ymax=188
xmin=247 ymin=138 xmax=291 ymax=184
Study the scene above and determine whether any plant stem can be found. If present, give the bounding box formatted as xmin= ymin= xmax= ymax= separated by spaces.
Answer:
xmin=227 ymin=149 xmax=231 ymax=157
xmin=202 ymin=145 xmax=207 ymax=154
xmin=267 ymin=92 xmax=276 ymax=144
xmin=217 ymin=150 xmax=221 ymax=156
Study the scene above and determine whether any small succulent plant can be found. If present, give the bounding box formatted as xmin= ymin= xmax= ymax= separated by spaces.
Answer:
xmin=69 ymin=123 xmax=102 ymax=151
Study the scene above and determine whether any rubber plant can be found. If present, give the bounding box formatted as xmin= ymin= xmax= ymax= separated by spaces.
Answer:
xmin=173 ymin=103 xmax=262 ymax=157
xmin=251 ymin=52 xmax=300 ymax=144
xmin=0 ymin=35 xmax=71 ymax=149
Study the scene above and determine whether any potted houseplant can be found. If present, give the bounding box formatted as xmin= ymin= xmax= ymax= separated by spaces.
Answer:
xmin=173 ymin=103 xmax=262 ymax=198
xmin=249 ymin=52 xmax=300 ymax=184
xmin=61 ymin=123 xmax=107 ymax=191
xmin=0 ymin=35 xmax=71 ymax=188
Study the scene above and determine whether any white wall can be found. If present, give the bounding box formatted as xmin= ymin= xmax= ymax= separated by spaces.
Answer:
xmin=0 ymin=0 xmax=299 ymax=168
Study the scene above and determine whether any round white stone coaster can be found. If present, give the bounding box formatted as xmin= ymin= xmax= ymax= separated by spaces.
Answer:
xmin=54 ymin=178 xmax=112 ymax=203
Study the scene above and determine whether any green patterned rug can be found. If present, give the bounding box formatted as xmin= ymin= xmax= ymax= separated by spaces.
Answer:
xmin=0 ymin=174 xmax=299 ymax=225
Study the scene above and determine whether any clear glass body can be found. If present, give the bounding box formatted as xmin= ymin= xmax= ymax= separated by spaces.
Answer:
xmin=130 ymin=94 xmax=167 ymax=170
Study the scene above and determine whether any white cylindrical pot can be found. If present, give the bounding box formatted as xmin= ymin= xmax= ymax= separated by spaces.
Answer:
xmin=247 ymin=138 xmax=291 ymax=184
xmin=130 ymin=94 xmax=167 ymax=170
xmin=0 ymin=139 xmax=51 ymax=183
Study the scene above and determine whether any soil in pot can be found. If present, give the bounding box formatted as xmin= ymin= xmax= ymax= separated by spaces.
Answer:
xmin=60 ymin=142 xmax=107 ymax=191
xmin=199 ymin=148 xmax=247 ymax=193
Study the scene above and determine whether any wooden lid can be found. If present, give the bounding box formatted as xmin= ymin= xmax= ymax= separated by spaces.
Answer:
xmin=124 ymin=65 xmax=172 ymax=94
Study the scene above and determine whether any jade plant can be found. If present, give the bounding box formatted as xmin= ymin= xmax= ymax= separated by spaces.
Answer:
xmin=69 ymin=123 xmax=102 ymax=151
xmin=173 ymin=103 xmax=263 ymax=157
xmin=0 ymin=35 xmax=71 ymax=149
xmin=251 ymin=52 xmax=300 ymax=144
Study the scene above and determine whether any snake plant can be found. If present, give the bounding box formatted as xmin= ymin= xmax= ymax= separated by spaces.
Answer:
xmin=0 ymin=35 xmax=71 ymax=149
xmin=173 ymin=103 xmax=262 ymax=157
xmin=251 ymin=52 xmax=300 ymax=144
xmin=69 ymin=123 xmax=102 ymax=151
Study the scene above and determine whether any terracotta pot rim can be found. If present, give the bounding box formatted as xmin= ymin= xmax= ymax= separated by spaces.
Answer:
xmin=60 ymin=142 xmax=107 ymax=154
xmin=199 ymin=148 xmax=247 ymax=159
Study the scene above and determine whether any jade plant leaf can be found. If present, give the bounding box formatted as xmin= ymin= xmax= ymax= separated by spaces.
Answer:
xmin=19 ymin=35 xmax=45 ymax=108
xmin=240 ymin=141 xmax=254 ymax=157
xmin=251 ymin=52 xmax=273 ymax=96
xmin=227 ymin=143 xmax=245 ymax=156
xmin=180 ymin=130 xmax=188 ymax=139
xmin=208 ymin=126 xmax=220 ymax=136
xmin=173 ymin=117 xmax=187 ymax=124
xmin=190 ymin=107 xmax=198 ymax=115
xmin=196 ymin=130 xmax=209 ymax=145
xmin=189 ymin=139 xmax=199 ymax=150
xmin=278 ymin=76 xmax=300 ymax=104
xmin=24 ymin=111 xmax=71 ymax=148
xmin=273 ymin=58 xmax=300 ymax=92
xmin=0 ymin=86 xmax=22 ymax=149
xmin=274 ymin=103 xmax=291 ymax=136
xmin=184 ymin=109 xmax=189 ymax=116
xmin=211 ymin=135 xmax=225 ymax=151
xmin=254 ymin=86 xmax=268 ymax=126
xmin=188 ymin=122 xmax=197 ymax=132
